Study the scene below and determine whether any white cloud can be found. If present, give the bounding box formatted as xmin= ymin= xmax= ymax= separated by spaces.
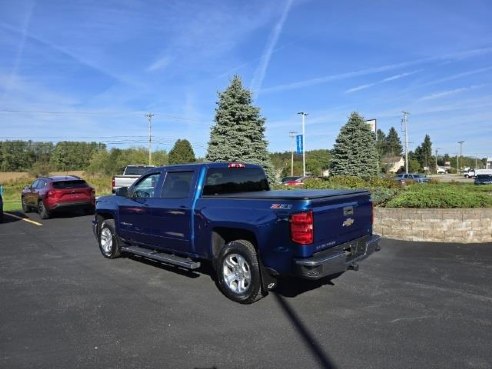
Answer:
xmin=419 ymin=85 xmax=485 ymax=101
xmin=250 ymin=0 xmax=294 ymax=99
xmin=147 ymin=56 xmax=172 ymax=72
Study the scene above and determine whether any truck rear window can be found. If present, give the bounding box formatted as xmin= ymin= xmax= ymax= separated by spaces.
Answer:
xmin=203 ymin=167 xmax=269 ymax=196
xmin=52 ymin=180 xmax=88 ymax=189
xmin=124 ymin=166 xmax=153 ymax=175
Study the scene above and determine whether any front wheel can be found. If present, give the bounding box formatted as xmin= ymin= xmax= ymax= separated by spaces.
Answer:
xmin=98 ymin=219 xmax=121 ymax=259
xmin=216 ymin=240 xmax=262 ymax=304
xmin=21 ymin=197 xmax=30 ymax=213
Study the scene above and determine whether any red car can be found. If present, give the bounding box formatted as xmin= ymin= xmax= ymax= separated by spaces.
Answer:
xmin=21 ymin=176 xmax=95 ymax=219
xmin=282 ymin=176 xmax=310 ymax=186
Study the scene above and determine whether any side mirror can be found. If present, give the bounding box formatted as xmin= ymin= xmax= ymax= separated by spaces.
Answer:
xmin=115 ymin=187 xmax=129 ymax=197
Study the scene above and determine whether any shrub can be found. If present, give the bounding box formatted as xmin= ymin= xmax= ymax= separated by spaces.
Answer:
xmin=386 ymin=185 xmax=492 ymax=208
xmin=371 ymin=187 xmax=400 ymax=206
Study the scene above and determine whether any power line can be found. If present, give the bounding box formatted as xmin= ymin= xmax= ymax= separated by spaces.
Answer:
xmin=0 ymin=109 xmax=208 ymax=123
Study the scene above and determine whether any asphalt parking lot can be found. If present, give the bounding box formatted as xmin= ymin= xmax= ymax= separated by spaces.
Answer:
xmin=1 ymin=212 xmax=491 ymax=369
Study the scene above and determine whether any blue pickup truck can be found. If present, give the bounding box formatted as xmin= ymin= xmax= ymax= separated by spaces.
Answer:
xmin=93 ymin=162 xmax=380 ymax=303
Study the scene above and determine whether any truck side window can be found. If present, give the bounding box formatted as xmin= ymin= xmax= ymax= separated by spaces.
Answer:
xmin=161 ymin=171 xmax=194 ymax=198
xmin=133 ymin=173 xmax=161 ymax=198
xmin=203 ymin=167 xmax=269 ymax=195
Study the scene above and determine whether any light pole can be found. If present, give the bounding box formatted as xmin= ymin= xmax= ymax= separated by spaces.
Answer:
xmin=458 ymin=141 xmax=464 ymax=173
xmin=145 ymin=113 xmax=154 ymax=165
xmin=289 ymin=131 xmax=297 ymax=176
xmin=401 ymin=111 xmax=410 ymax=174
xmin=297 ymin=112 xmax=308 ymax=177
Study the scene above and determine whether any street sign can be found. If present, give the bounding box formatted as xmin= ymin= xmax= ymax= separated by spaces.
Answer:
xmin=296 ymin=134 xmax=303 ymax=155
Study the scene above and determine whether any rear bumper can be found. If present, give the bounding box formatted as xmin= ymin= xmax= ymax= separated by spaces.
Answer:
xmin=293 ymin=235 xmax=381 ymax=279
xmin=47 ymin=200 xmax=94 ymax=211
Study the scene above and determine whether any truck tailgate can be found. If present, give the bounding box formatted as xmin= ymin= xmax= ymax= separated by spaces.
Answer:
xmin=308 ymin=191 xmax=373 ymax=255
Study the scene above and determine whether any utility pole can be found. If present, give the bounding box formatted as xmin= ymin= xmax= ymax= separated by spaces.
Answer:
xmin=401 ymin=111 xmax=410 ymax=174
xmin=289 ymin=131 xmax=297 ymax=176
xmin=145 ymin=113 xmax=154 ymax=165
xmin=458 ymin=140 xmax=464 ymax=173
xmin=435 ymin=148 xmax=441 ymax=173
xmin=297 ymin=112 xmax=308 ymax=177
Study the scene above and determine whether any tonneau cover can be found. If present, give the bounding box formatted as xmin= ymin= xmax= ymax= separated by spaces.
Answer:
xmin=203 ymin=189 xmax=369 ymax=200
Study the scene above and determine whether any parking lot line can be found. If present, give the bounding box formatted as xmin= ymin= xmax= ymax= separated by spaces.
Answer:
xmin=4 ymin=212 xmax=43 ymax=226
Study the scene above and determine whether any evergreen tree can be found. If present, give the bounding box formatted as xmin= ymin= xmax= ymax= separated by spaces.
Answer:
xmin=413 ymin=135 xmax=432 ymax=170
xmin=376 ymin=129 xmax=386 ymax=160
xmin=385 ymin=127 xmax=403 ymax=157
xmin=330 ymin=112 xmax=379 ymax=177
xmin=168 ymin=139 xmax=196 ymax=164
xmin=421 ymin=134 xmax=433 ymax=169
xmin=206 ymin=75 xmax=274 ymax=182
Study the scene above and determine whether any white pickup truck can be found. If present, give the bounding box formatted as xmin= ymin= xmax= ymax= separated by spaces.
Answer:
xmin=112 ymin=165 xmax=155 ymax=193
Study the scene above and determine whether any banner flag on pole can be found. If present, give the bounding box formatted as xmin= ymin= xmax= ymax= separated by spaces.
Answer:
xmin=296 ymin=134 xmax=303 ymax=155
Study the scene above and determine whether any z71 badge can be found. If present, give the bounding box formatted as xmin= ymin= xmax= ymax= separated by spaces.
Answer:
xmin=271 ymin=204 xmax=293 ymax=209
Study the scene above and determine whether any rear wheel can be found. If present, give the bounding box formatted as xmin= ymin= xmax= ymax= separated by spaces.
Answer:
xmin=216 ymin=239 xmax=262 ymax=304
xmin=98 ymin=219 xmax=121 ymax=258
xmin=38 ymin=201 xmax=50 ymax=219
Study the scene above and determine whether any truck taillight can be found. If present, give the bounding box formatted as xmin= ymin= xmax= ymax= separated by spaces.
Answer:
xmin=112 ymin=177 xmax=115 ymax=188
xmin=228 ymin=163 xmax=245 ymax=168
xmin=290 ymin=211 xmax=314 ymax=245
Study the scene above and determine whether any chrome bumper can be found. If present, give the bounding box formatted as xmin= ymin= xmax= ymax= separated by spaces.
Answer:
xmin=293 ymin=235 xmax=381 ymax=279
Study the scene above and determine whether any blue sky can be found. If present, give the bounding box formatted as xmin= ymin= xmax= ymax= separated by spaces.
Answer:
xmin=1 ymin=0 xmax=491 ymax=159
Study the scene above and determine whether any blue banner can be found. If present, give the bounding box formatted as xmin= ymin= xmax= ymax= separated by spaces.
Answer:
xmin=296 ymin=134 xmax=303 ymax=155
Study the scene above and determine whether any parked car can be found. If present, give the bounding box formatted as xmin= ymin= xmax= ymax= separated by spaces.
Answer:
xmin=394 ymin=173 xmax=429 ymax=184
xmin=474 ymin=174 xmax=492 ymax=185
xmin=283 ymin=176 xmax=310 ymax=186
xmin=436 ymin=167 xmax=447 ymax=174
xmin=464 ymin=169 xmax=476 ymax=178
xmin=112 ymin=165 xmax=155 ymax=193
xmin=21 ymin=176 xmax=95 ymax=219
xmin=280 ymin=176 xmax=301 ymax=184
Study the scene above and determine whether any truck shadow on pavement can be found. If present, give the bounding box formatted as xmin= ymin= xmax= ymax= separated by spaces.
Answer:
xmin=124 ymin=253 xmax=343 ymax=300
xmin=273 ymin=274 xmax=342 ymax=298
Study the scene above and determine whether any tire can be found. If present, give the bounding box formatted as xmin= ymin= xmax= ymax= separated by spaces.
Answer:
xmin=21 ymin=197 xmax=30 ymax=213
xmin=38 ymin=201 xmax=50 ymax=219
xmin=216 ymin=239 xmax=262 ymax=304
xmin=98 ymin=219 xmax=121 ymax=259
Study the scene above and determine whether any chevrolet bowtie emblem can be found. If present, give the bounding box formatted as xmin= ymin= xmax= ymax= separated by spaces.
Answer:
xmin=343 ymin=218 xmax=355 ymax=227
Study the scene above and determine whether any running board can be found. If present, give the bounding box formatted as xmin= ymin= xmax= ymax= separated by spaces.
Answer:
xmin=121 ymin=246 xmax=201 ymax=270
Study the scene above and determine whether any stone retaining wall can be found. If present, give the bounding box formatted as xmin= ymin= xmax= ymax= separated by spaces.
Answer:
xmin=374 ymin=208 xmax=492 ymax=243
